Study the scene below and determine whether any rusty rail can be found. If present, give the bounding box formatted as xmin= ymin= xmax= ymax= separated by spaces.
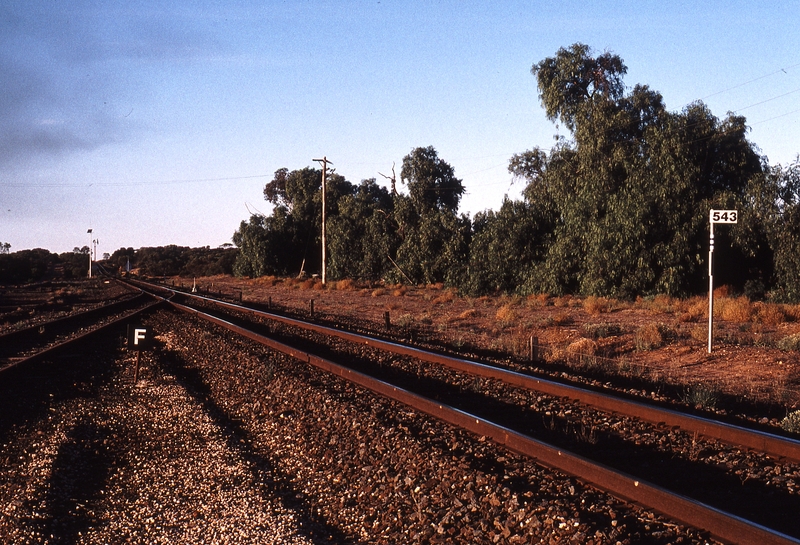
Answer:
xmin=168 ymin=298 xmax=800 ymax=545
xmin=154 ymin=286 xmax=800 ymax=464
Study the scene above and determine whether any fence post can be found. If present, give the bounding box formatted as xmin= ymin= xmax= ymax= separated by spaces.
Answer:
xmin=530 ymin=336 xmax=538 ymax=362
xmin=384 ymin=311 xmax=391 ymax=329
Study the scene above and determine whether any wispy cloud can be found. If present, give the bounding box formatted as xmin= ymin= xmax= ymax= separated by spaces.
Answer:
xmin=0 ymin=2 xmax=222 ymax=168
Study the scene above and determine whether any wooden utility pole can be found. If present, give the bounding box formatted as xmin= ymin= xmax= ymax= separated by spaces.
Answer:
xmin=313 ymin=157 xmax=332 ymax=285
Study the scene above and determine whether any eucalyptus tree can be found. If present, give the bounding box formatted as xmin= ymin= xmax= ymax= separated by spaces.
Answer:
xmin=326 ymin=178 xmax=396 ymax=281
xmin=391 ymin=147 xmax=470 ymax=285
xmin=234 ymin=167 xmax=357 ymax=278
xmin=516 ymin=43 xmax=764 ymax=297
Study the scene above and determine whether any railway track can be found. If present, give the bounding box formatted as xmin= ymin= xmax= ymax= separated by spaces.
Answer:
xmin=123 ymin=279 xmax=800 ymax=544
xmin=0 ymin=281 xmax=160 ymax=376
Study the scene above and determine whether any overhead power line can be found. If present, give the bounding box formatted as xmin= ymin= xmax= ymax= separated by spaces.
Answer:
xmin=5 ymin=174 xmax=269 ymax=189
xmin=701 ymin=62 xmax=800 ymax=101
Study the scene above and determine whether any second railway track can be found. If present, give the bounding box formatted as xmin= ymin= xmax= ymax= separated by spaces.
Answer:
xmin=129 ymin=279 xmax=800 ymax=544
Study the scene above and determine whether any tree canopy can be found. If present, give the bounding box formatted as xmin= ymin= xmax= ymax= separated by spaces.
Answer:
xmin=227 ymin=43 xmax=800 ymax=302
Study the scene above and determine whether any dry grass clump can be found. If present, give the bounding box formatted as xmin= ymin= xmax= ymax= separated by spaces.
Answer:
xmin=458 ymin=308 xmax=479 ymax=320
xmin=553 ymin=295 xmax=573 ymax=307
xmin=636 ymin=294 xmax=675 ymax=314
xmin=754 ymin=302 xmax=785 ymax=325
xmin=256 ymin=275 xmax=280 ymax=286
xmin=678 ymin=296 xmax=708 ymax=322
xmin=635 ymin=323 xmax=664 ymax=351
xmin=583 ymin=322 xmax=623 ymax=339
xmin=432 ymin=290 xmax=455 ymax=305
xmin=371 ymin=288 xmax=387 ymax=297
xmin=496 ymin=304 xmax=519 ymax=325
xmin=567 ymin=337 xmax=598 ymax=355
xmin=551 ymin=311 xmax=574 ymax=326
xmin=713 ymin=285 xmax=732 ymax=298
xmin=426 ymin=282 xmax=445 ymax=291
xmin=690 ymin=325 xmax=708 ymax=343
xmin=584 ymin=296 xmax=611 ymax=315
xmin=392 ymin=286 xmax=408 ymax=297
xmin=716 ymin=296 xmax=753 ymax=322
xmin=332 ymin=278 xmax=356 ymax=291
xmin=527 ymin=293 xmax=550 ymax=307
xmin=566 ymin=338 xmax=598 ymax=367
xmin=784 ymin=304 xmax=800 ymax=322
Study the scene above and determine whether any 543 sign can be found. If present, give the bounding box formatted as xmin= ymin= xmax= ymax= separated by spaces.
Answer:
xmin=710 ymin=209 xmax=738 ymax=223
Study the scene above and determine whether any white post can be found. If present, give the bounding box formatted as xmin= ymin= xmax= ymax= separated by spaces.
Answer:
xmin=87 ymin=228 xmax=93 ymax=278
xmin=707 ymin=209 xmax=738 ymax=353
xmin=708 ymin=222 xmax=714 ymax=353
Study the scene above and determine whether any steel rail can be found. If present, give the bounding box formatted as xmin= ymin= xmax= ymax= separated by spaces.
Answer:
xmin=0 ymin=291 xmax=148 ymax=350
xmin=169 ymin=298 xmax=800 ymax=545
xmin=0 ymin=297 xmax=163 ymax=378
xmin=157 ymin=286 xmax=800 ymax=464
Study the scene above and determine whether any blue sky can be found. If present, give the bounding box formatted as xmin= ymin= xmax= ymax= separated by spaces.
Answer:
xmin=2 ymin=1 xmax=798 ymax=255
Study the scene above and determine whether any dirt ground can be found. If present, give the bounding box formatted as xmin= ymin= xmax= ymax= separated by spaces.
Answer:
xmin=178 ymin=275 xmax=800 ymax=414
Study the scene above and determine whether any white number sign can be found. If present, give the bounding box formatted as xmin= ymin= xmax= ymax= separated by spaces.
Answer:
xmin=710 ymin=209 xmax=738 ymax=223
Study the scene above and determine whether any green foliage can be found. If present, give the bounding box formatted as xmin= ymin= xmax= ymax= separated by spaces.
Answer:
xmin=781 ymin=410 xmax=800 ymax=434
xmin=327 ymin=179 xmax=396 ymax=280
xmin=464 ymin=198 xmax=553 ymax=296
xmin=237 ymin=167 xmax=358 ymax=278
xmin=516 ymin=44 xmax=764 ymax=298
xmin=59 ymin=250 xmax=91 ymax=279
xmin=135 ymin=245 xmax=236 ymax=277
xmin=400 ymin=146 xmax=465 ymax=214
xmin=226 ymin=44 xmax=800 ymax=301
xmin=0 ymin=249 xmax=60 ymax=283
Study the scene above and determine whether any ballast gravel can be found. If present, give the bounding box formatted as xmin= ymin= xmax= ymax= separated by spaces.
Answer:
xmin=0 ymin=309 xmax=719 ymax=544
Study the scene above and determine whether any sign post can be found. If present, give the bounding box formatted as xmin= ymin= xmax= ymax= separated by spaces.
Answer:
xmin=708 ymin=209 xmax=737 ymax=353
xmin=127 ymin=324 xmax=154 ymax=383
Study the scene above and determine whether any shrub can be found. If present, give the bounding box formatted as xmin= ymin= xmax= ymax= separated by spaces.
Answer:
xmin=784 ymin=304 xmax=800 ymax=322
xmin=527 ymin=293 xmax=550 ymax=307
xmin=584 ymin=296 xmax=610 ymax=315
xmin=753 ymin=302 xmax=785 ymax=326
xmin=395 ymin=313 xmax=414 ymax=327
xmin=781 ymin=410 xmax=800 ymax=434
xmin=432 ymin=290 xmax=455 ymax=304
xmin=583 ymin=323 xmax=622 ymax=339
xmin=718 ymin=296 xmax=752 ymax=322
xmin=635 ymin=323 xmax=664 ymax=351
xmin=680 ymin=296 xmax=708 ymax=322
xmin=681 ymin=384 xmax=718 ymax=410
xmin=334 ymin=279 xmax=355 ymax=291
xmin=553 ymin=295 xmax=572 ymax=307
xmin=713 ymin=285 xmax=731 ymax=298
xmin=567 ymin=337 xmax=597 ymax=355
xmin=552 ymin=312 xmax=574 ymax=326
xmin=566 ymin=338 xmax=598 ymax=366
xmin=496 ymin=304 xmax=518 ymax=324
xmin=777 ymin=334 xmax=800 ymax=352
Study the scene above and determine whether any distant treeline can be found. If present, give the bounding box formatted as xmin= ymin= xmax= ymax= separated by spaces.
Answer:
xmin=0 ymin=245 xmax=236 ymax=284
xmin=232 ymin=44 xmax=800 ymax=302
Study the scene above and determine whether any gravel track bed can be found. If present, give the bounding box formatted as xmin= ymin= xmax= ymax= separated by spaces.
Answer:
xmin=198 ymin=301 xmax=800 ymax=538
xmin=0 ymin=307 xmax=723 ymax=543
xmin=149 ymin=309 xmax=718 ymax=543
